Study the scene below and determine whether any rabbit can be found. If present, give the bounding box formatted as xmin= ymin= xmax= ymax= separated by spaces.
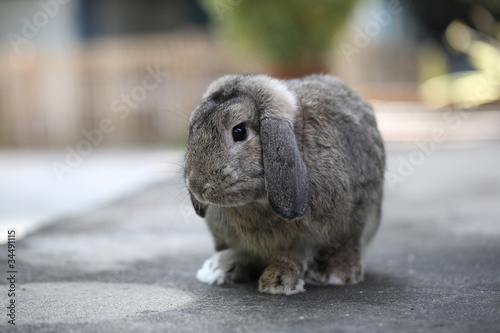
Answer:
xmin=184 ymin=74 xmax=385 ymax=295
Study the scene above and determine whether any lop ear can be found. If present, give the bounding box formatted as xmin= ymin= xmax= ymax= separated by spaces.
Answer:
xmin=260 ymin=118 xmax=310 ymax=220
xmin=189 ymin=191 xmax=207 ymax=218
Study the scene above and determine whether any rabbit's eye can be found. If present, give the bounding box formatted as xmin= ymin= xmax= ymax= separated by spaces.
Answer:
xmin=232 ymin=123 xmax=247 ymax=142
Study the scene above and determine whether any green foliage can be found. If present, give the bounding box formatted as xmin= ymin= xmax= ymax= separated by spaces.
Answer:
xmin=200 ymin=0 xmax=360 ymax=67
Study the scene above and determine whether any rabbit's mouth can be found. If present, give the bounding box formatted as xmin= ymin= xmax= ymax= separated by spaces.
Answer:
xmin=190 ymin=180 xmax=264 ymax=208
xmin=194 ymin=187 xmax=251 ymax=207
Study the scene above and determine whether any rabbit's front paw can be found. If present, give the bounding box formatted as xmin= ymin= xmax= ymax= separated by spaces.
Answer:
xmin=196 ymin=249 xmax=238 ymax=285
xmin=258 ymin=262 xmax=305 ymax=295
xmin=196 ymin=249 xmax=258 ymax=285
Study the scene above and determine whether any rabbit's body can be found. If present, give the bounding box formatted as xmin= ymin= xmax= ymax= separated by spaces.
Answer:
xmin=185 ymin=74 xmax=385 ymax=294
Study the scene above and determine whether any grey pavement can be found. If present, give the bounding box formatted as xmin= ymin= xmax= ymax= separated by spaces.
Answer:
xmin=0 ymin=149 xmax=183 ymax=244
xmin=1 ymin=141 xmax=500 ymax=332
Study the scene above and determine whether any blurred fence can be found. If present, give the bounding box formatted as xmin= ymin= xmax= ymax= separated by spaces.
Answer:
xmin=0 ymin=29 xmax=263 ymax=148
xmin=0 ymin=27 xmax=423 ymax=148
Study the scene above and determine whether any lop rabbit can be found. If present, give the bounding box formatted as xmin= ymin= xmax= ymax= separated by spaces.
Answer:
xmin=184 ymin=74 xmax=385 ymax=294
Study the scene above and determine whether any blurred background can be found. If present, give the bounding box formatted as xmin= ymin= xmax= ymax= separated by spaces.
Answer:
xmin=1 ymin=0 xmax=500 ymax=241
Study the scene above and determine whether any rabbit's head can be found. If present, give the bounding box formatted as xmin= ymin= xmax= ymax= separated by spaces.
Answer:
xmin=184 ymin=74 xmax=310 ymax=220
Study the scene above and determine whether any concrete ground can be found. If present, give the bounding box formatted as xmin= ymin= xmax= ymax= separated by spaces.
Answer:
xmin=0 ymin=149 xmax=182 ymax=244
xmin=1 ymin=141 xmax=499 ymax=332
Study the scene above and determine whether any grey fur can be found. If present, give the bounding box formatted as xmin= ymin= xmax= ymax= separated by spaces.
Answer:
xmin=184 ymin=74 xmax=385 ymax=294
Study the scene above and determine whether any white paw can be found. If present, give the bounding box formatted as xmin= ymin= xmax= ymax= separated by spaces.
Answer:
xmin=327 ymin=274 xmax=346 ymax=285
xmin=286 ymin=278 xmax=305 ymax=295
xmin=196 ymin=252 xmax=233 ymax=285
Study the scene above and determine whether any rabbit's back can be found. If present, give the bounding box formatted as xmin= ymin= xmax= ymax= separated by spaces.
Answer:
xmin=289 ymin=75 xmax=384 ymax=182
xmin=289 ymin=75 xmax=385 ymax=241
